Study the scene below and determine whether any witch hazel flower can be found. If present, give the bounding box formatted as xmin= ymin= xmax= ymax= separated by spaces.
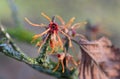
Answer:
xmin=25 ymin=13 xmax=72 ymax=53
xmin=52 ymin=52 xmax=78 ymax=73
xmin=56 ymin=15 xmax=87 ymax=38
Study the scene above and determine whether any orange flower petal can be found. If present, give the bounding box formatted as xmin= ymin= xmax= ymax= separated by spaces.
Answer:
xmin=50 ymin=39 xmax=54 ymax=49
xmin=65 ymin=17 xmax=75 ymax=28
xmin=32 ymin=28 xmax=50 ymax=42
xmin=41 ymin=12 xmax=51 ymax=22
xmin=25 ymin=17 xmax=46 ymax=27
xmin=53 ymin=60 xmax=60 ymax=72
xmin=71 ymin=22 xmax=87 ymax=29
xmin=56 ymin=15 xmax=65 ymax=25
xmin=59 ymin=30 xmax=72 ymax=47
xmin=61 ymin=60 xmax=65 ymax=73
xmin=37 ymin=34 xmax=49 ymax=52
xmin=56 ymin=34 xmax=63 ymax=49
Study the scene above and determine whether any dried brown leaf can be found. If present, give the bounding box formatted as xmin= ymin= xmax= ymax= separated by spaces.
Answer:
xmin=78 ymin=37 xmax=112 ymax=79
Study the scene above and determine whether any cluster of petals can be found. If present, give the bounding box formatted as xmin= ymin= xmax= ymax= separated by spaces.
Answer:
xmin=25 ymin=13 xmax=86 ymax=72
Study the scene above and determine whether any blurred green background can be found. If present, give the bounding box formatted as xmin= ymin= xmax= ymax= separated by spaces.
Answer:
xmin=1 ymin=0 xmax=120 ymax=45
xmin=0 ymin=0 xmax=120 ymax=79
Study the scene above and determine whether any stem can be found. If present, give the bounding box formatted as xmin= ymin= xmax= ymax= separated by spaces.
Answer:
xmin=35 ymin=34 xmax=51 ymax=65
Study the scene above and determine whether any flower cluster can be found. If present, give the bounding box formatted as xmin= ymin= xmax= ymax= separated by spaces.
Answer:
xmin=56 ymin=15 xmax=87 ymax=38
xmin=25 ymin=13 xmax=86 ymax=72
xmin=52 ymin=52 xmax=79 ymax=73
xmin=25 ymin=13 xmax=72 ymax=53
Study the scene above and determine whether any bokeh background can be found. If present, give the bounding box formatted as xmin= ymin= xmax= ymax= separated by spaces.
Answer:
xmin=0 ymin=0 xmax=120 ymax=79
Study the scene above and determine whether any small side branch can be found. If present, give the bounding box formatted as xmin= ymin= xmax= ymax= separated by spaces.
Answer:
xmin=0 ymin=43 xmax=37 ymax=64
xmin=0 ymin=25 xmax=77 ymax=79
